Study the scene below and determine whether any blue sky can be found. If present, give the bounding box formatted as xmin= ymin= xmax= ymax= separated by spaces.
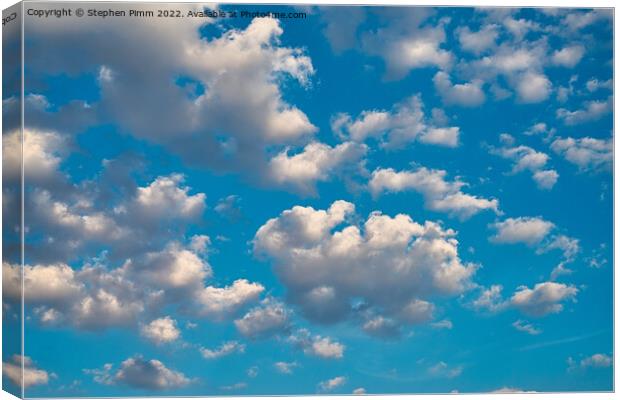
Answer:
xmin=2 ymin=4 xmax=613 ymax=397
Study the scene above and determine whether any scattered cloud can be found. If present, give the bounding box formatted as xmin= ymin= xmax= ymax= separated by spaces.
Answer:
xmin=318 ymin=376 xmax=347 ymax=392
xmin=512 ymin=319 xmax=542 ymax=335
xmin=86 ymin=356 xmax=191 ymax=390
xmin=556 ymin=97 xmax=612 ymax=125
xmin=490 ymin=217 xmax=555 ymax=245
xmin=234 ymin=299 xmax=291 ymax=339
xmin=369 ymin=167 xmax=499 ymax=219
xmin=3 ymin=355 xmax=52 ymax=388
xmin=140 ymin=317 xmax=181 ymax=345
xmin=332 ymin=94 xmax=461 ymax=149
xmin=551 ymin=136 xmax=612 ymax=172
xmin=254 ymin=200 xmax=477 ymax=335
xmin=274 ymin=361 xmax=298 ymax=374
xmin=200 ymin=341 xmax=246 ymax=360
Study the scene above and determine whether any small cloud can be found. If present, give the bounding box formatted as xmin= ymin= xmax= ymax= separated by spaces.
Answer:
xmin=274 ymin=361 xmax=298 ymax=374
xmin=318 ymin=376 xmax=346 ymax=392
xmin=512 ymin=319 xmax=542 ymax=335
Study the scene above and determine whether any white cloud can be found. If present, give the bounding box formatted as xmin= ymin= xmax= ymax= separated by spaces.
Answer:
xmin=3 ymin=129 xmax=65 ymax=184
xmin=419 ymin=127 xmax=461 ymax=148
xmin=254 ymin=201 xmax=477 ymax=334
xmin=431 ymin=319 xmax=453 ymax=330
xmin=220 ymin=382 xmax=247 ymax=391
xmin=503 ymin=16 xmax=541 ymax=39
xmin=586 ymin=78 xmax=612 ymax=92
xmin=247 ymin=366 xmax=258 ymax=378
xmin=456 ymin=24 xmax=498 ymax=55
xmin=556 ymin=97 xmax=612 ymax=125
xmin=551 ymin=45 xmax=585 ymax=68
xmin=433 ymin=71 xmax=485 ymax=107
xmin=361 ymin=10 xmax=452 ymax=79
xmin=4 ymin=235 xmax=263 ymax=331
xmin=551 ymin=136 xmax=612 ymax=172
xmin=353 ymin=387 xmax=367 ymax=395
xmin=532 ymin=170 xmax=559 ymax=190
xmin=3 ymin=355 xmax=51 ymax=388
xmin=471 ymin=285 xmax=507 ymax=313
xmin=90 ymin=356 xmax=190 ymax=390
xmin=289 ymin=329 xmax=345 ymax=359
xmin=234 ymin=299 xmax=291 ymax=339
xmin=536 ymin=235 xmax=580 ymax=262
xmin=318 ymin=376 xmax=347 ymax=392
xmin=428 ymin=361 xmax=463 ymax=378
xmin=274 ymin=361 xmax=298 ymax=374
xmin=369 ymin=167 xmax=499 ymax=219
xmin=27 ymin=15 xmax=318 ymax=186
xmin=196 ymin=279 xmax=264 ymax=320
xmin=268 ymin=141 xmax=368 ymax=195
xmin=579 ymin=354 xmax=612 ymax=369
xmin=562 ymin=9 xmax=612 ymax=31
xmin=524 ymin=122 xmax=555 ymax=137
xmin=490 ymin=217 xmax=555 ymax=245
xmin=516 ymin=72 xmax=552 ymax=103
xmin=512 ymin=319 xmax=542 ymax=335
xmin=510 ymin=282 xmax=578 ymax=317
xmin=200 ymin=341 xmax=246 ymax=359
xmin=140 ymin=317 xmax=180 ymax=344
xmin=492 ymin=387 xmax=535 ymax=393
xmin=333 ymin=94 xmax=461 ymax=149
xmin=489 ymin=137 xmax=558 ymax=189
xmin=133 ymin=174 xmax=206 ymax=220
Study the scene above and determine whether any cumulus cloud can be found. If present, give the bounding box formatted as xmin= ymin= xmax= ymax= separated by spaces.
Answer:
xmin=200 ymin=341 xmax=246 ymax=359
xmin=86 ymin=356 xmax=190 ymax=390
xmin=27 ymin=14 xmax=318 ymax=187
xmin=472 ymin=282 xmax=578 ymax=317
xmin=369 ymin=167 xmax=499 ymax=219
xmin=332 ymin=94 xmax=461 ymax=149
xmin=289 ymin=329 xmax=345 ymax=359
xmin=4 ymin=237 xmax=263 ymax=331
xmin=489 ymin=136 xmax=558 ymax=190
xmin=490 ymin=217 xmax=555 ymax=245
xmin=551 ymin=45 xmax=585 ymax=68
xmin=515 ymin=72 xmax=552 ymax=103
xmin=140 ymin=317 xmax=180 ymax=344
xmin=456 ymin=24 xmax=499 ymax=55
xmin=458 ymin=36 xmax=556 ymax=104
xmin=253 ymin=200 xmax=478 ymax=335
xmin=433 ymin=71 xmax=485 ymax=107
xmin=556 ymin=97 xmax=612 ymax=125
xmin=361 ymin=9 xmax=451 ymax=79
xmin=471 ymin=285 xmax=507 ymax=313
xmin=131 ymin=174 xmax=205 ymax=220
xmin=550 ymin=136 xmax=612 ymax=172
xmin=510 ymin=282 xmax=578 ymax=317
xmin=3 ymin=355 xmax=51 ymax=388
xmin=196 ymin=279 xmax=264 ymax=320
xmin=3 ymin=129 xmax=65 ymax=186
xmin=586 ymin=78 xmax=613 ymax=93
xmin=234 ymin=299 xmax=291 ymax=339
xmin=268 ymin=141 xmax=368 ymax=195
xmin=318 ymin=376 xmax=347 ymax=392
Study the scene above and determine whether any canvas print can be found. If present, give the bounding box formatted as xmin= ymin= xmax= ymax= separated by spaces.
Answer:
xmin=2 ymin=2 xmax=614 ymax=397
